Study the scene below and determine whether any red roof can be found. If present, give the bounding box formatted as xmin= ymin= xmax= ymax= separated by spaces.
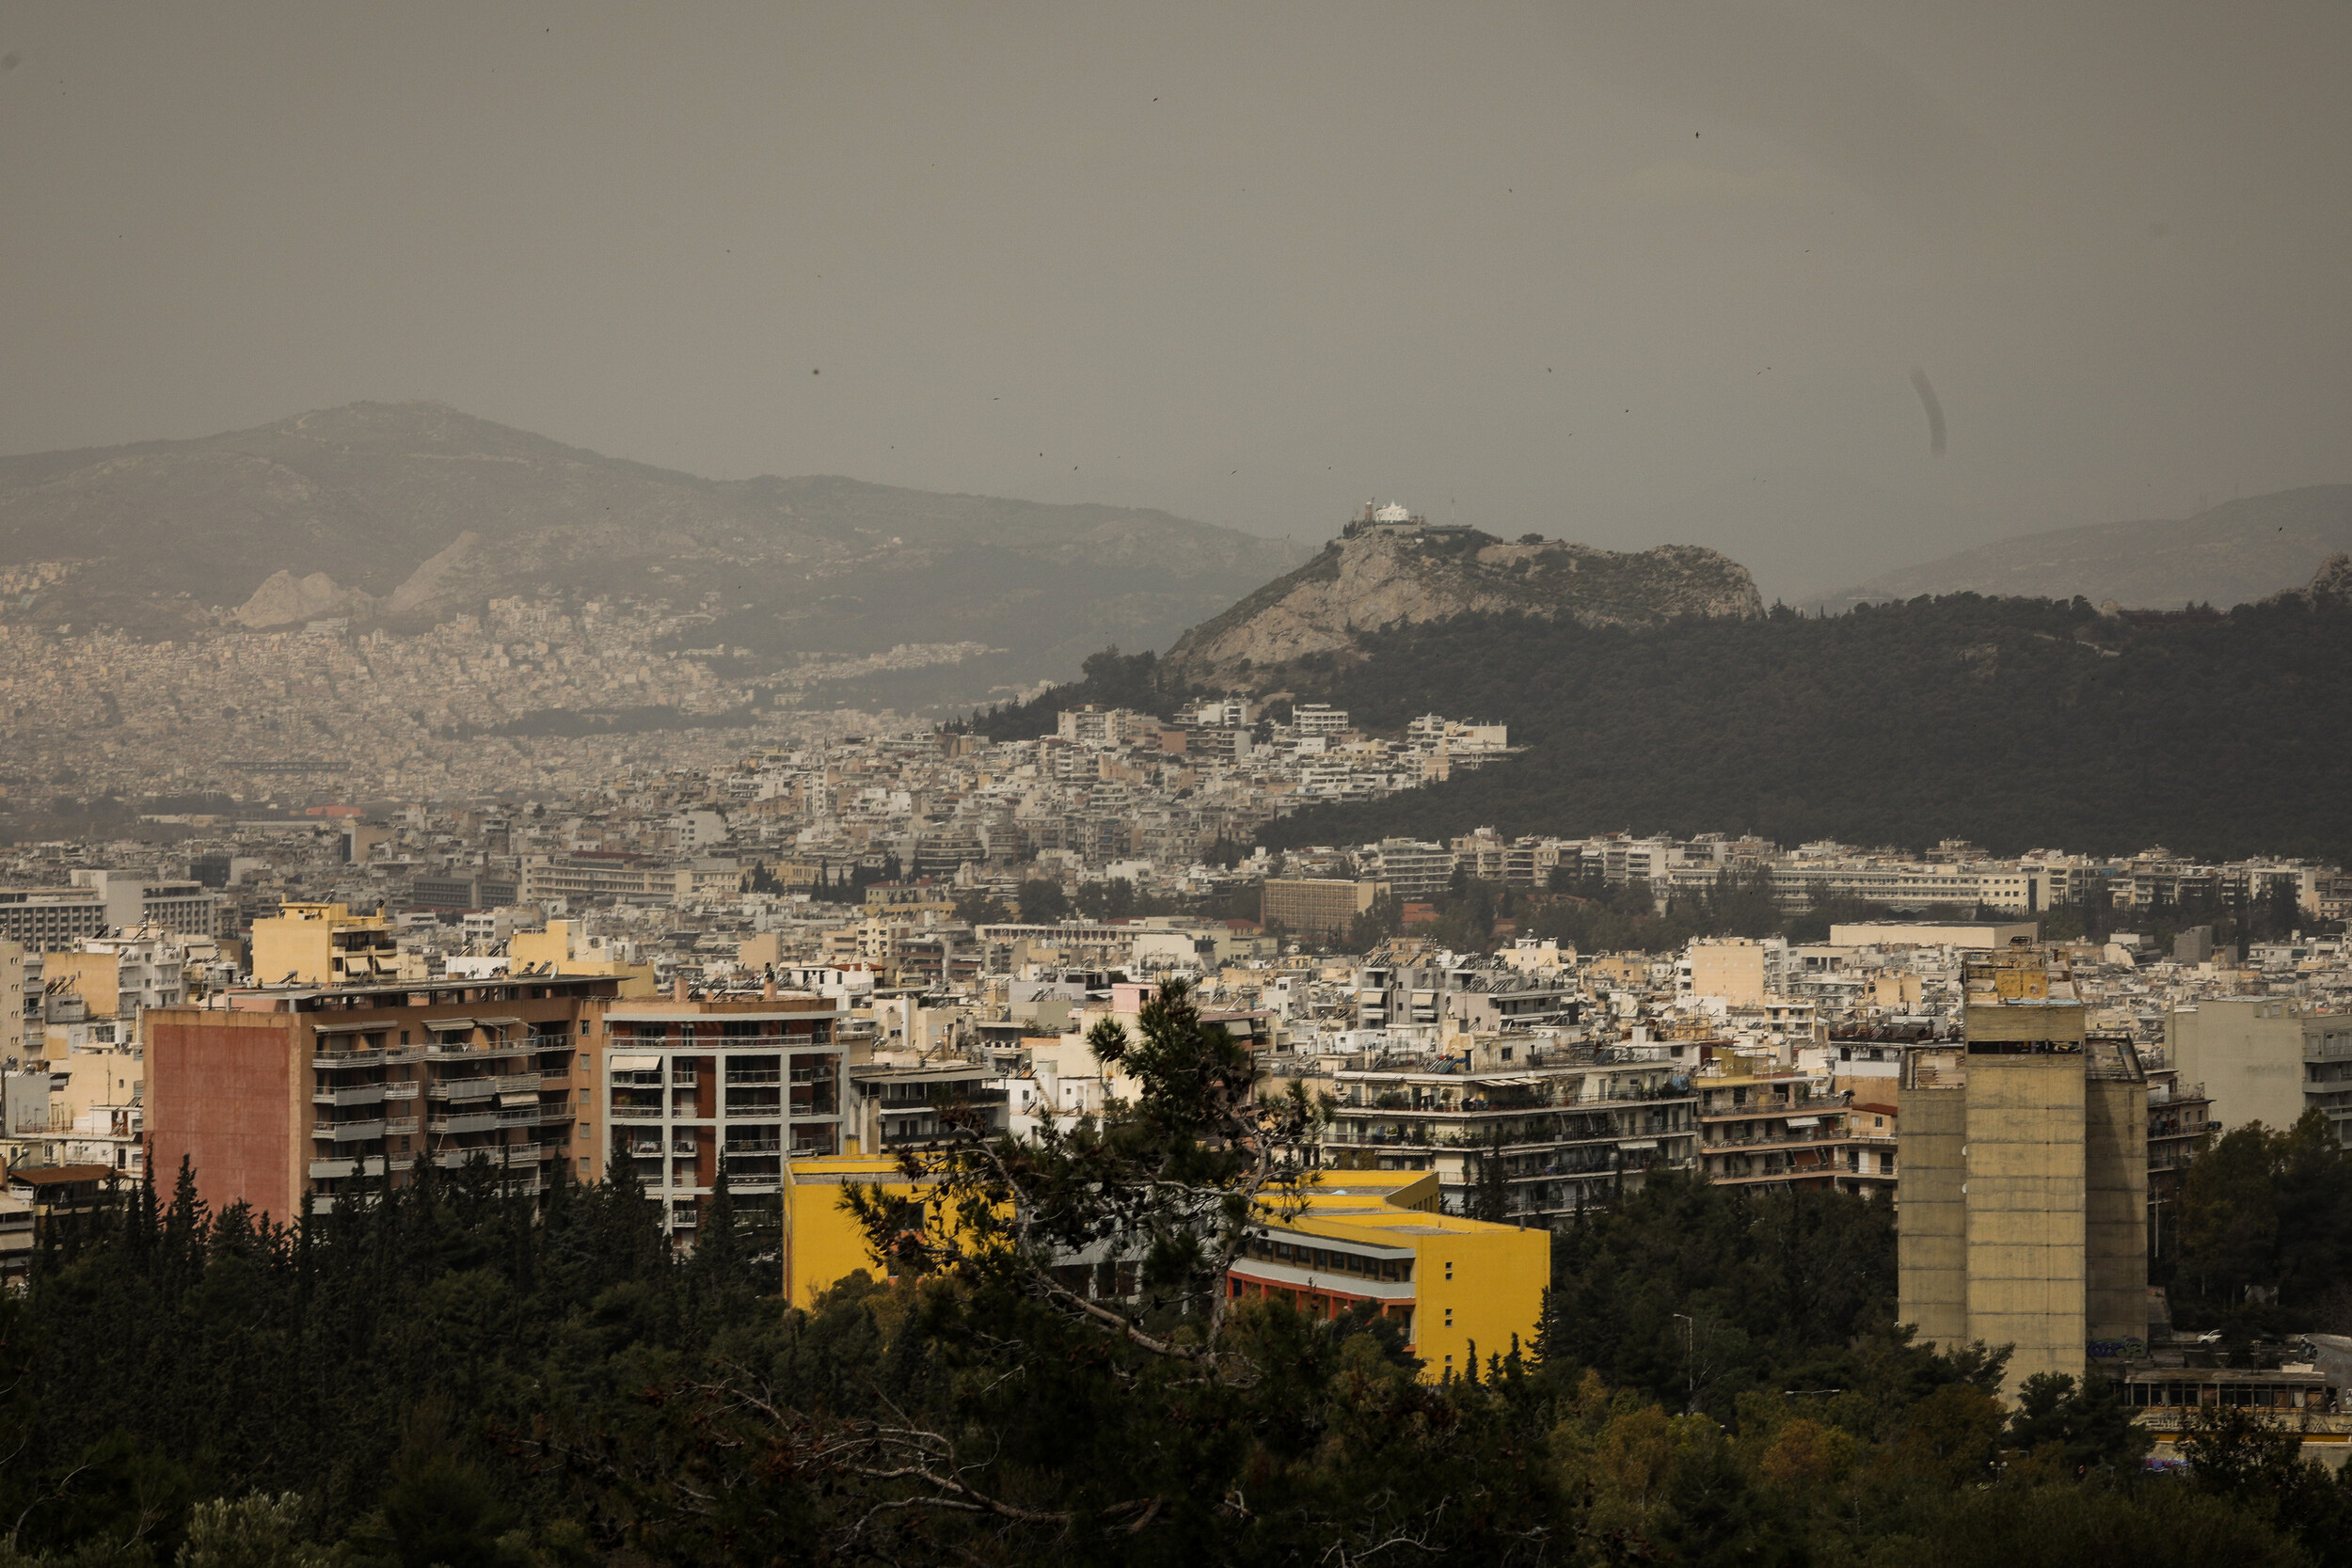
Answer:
xmin=8 ymin=1164 xmax=117 ymax=1187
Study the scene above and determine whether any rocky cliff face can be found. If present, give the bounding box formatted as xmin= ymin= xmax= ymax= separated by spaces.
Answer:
xmin=2268 ymin=550 xmax=2352 ymax=610
xmin=1161 ymin=528 xmax=1763 ymax=690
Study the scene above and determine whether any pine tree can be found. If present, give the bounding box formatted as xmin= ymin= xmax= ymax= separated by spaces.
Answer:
xmin=1472 ymin=1127 xmax=1511 ymax=1224
xmin=692 ymin=1153 xmax=742 ymax=1297
xmin=161 ymin=1154 xmax=207 ymax=1302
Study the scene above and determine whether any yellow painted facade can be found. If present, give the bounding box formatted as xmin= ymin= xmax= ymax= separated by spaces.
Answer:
xmin=780 ymin=1160 xmax=1550 ymax=1382
xmin=249 ymin=902 xmax=408 ymax=986
xmin=1235 ymin=1170 xmax=1550 ymax=1382
xmin=781 ymin=1155 xmax=948 ymax=1309
xmin=41 ymin=952 xmax=119 ymax=1017
xmin=511 ymin=920 xmax=658 ymax=995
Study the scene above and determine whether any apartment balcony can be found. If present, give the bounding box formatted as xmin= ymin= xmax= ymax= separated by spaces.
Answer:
xmin=384 ymin=1116 xmax=420 ymax=1135
xmin=310 ymin=1156 xmax=392 ymax=1180
xmin=611 ymin=1104 xmax=663 ymax=1120
xmin=423 ymin=1039 xmax=532 ymax=1061
xmin=428 ymin=1111 xmax=501 ymax=1136
xmin=320 ymin=1118 xmax=388 ymax=1143
xmin=311 ymin=1046 xmax=426 ymax=1070
xmin=1698 ymin=1103 xmax=1829 ymax=1124
xmin=1701 ymin=1128 xmax=1849 ymax=1151
xmin=428 ymin=1072 xmax=543 ymax=1101
xmin=1586 ymin=1085 xmax=1697 ymax=1104
xmin=312 ymin=1084 xmax=388 ymax=1108
xmin=1432 ymin=1125 xmax=1628 ymax=1150
xmin=423 ymin=1148 xmax=540 ymax=1172
xmin=880 ymin=1122 xmax=987 ymax=1148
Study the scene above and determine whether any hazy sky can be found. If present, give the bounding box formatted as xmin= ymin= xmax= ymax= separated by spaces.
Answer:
xmin=2 ymin=3 xmax=2346 ymax=599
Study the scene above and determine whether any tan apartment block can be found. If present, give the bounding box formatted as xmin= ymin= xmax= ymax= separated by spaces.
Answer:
xmin=1898 ymin=949 xmax=2147 ymax=1399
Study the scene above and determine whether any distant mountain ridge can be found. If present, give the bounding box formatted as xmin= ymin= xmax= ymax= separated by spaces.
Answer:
xmin=1814 ymin=484 xmax=2352 ymax=611
xmin=1160 ymin=523 xmax=1762 ymax=691
xmin=0 ymin=401 xmax=1307 ymax=700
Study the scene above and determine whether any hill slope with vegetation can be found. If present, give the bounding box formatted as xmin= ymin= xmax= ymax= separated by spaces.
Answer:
xmin=1262 ymin=587 xmax=2352 ymax=863
xmin=980 ymin=570 xmax=2352 ymax=863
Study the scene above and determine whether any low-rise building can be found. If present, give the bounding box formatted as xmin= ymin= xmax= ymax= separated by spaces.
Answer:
xmin=2169 ymin=998 xmax=2309 ymax=1135
xmin=1319 ymin=1039 xmax=1698 ymax=1222
xmin=1692 ymin=1059 xmax=1894 ymax=1194
xmin=1228 ymin=1169 xmax=1549 ymax=1380
xmin=1261 ymin=879 xmax=1389 ymax=944
xmin=845 ymin=1059 xmax=1007 ymax=1157
xmin=248 ymin=901 xmax=410 ymax=987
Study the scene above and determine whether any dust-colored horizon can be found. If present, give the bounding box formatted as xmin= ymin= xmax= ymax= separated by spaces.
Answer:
xmin=1 ymin=2 xmax=2345 ymax=599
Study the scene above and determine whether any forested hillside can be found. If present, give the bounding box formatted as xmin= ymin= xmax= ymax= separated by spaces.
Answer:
xmin=979 ymin=592 xmax=2352 ymax=863
xmin=11 ymin=985 xmax=2352 ymax=1566
xmin=1260 ymin=592 xmax=2352 ymax=861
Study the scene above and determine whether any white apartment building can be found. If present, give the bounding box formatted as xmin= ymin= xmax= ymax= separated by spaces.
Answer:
xmin=599 ymin=997 xmax=848 ymax=1243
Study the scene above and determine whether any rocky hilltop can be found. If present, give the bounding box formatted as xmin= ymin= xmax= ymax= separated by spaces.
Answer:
xmin=1161 ymin=524 xmax=1762 ymax=690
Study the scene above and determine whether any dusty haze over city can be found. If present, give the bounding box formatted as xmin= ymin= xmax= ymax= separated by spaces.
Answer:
xmin=4 ymin=2 xmax=2348 ymax=601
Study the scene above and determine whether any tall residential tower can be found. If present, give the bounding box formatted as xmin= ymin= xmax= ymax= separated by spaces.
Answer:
xmin=1898 ymin=945 xmax=2147 ymax=1397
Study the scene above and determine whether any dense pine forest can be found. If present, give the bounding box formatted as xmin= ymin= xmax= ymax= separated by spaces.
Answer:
xmin=962 ymin=593 xmax=2352 ymax=863
xmin=9 ymin=983 xmax=2352 ymax=1565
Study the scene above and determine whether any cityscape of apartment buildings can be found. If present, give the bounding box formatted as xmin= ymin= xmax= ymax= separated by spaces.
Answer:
xmin=0 ymin=679 xmax=2342 ymax=1437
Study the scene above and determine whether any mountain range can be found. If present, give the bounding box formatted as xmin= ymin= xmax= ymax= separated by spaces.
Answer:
xmin=4 ymin=401 xmax=2345 ymax=718
xmin=0 ymin=402 xmax=1306 ymax=702
xmin=1812 ymin=485 xmax=2352 ymax=612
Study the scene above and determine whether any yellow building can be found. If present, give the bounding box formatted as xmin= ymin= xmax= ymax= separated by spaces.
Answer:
xmin=510 ymin=920 xmax=657 ymax=995
xmin=1686 ymin=938 xmax=1771 ymax=1006
xmin=863 ymin=882 xmax=959 ymax=919
xmin=248 ymin=902 xmax=408 ymax=986
xmin=41 ymin=951 xmax=119 ymax=1017
xmin=1259 ymin=879 xmax=1389 ymax=943
xmin=781 ymin=1155 xmax=942 ymax=1308
xmin=781 ymin=1161 xmax=1549 ymax=1382
xmin=1230 ymin=1171 xmax=1549 ymax=1381
xmin=1865 ymin=971 xmax=1924 ymax=1011
xmin=0 ymin=942 xmax=23 ymax=1061
xmin=1583 ymin=953 xmax=1651 ymax=990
